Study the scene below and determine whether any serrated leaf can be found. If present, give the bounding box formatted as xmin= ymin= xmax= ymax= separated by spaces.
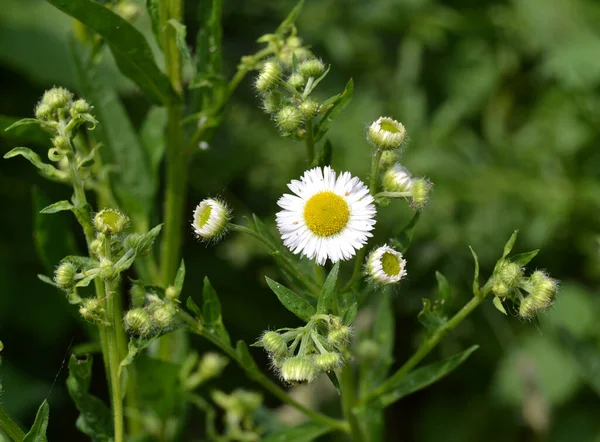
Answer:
xmin=47 ymin=0 xmax=177 ymax=105
xmin=502 ymin=230 xmax=519 ymax=258
xmin=119 ymin=337 xmax=153 ymax=378
xmin=469 ymin=246 xmax=480 ymax=297
xmin=202 ymin=277 xmax=230 ymax=346
xmin=389 ymin=211 xmax=421 ymax=254
xmin=316 ymin=262 xmax=340 ymax=314
xmin=510 ymin=250 xmax=539 ymax=266
xmin=70 ymin=40 xmax=155 ymax=227
xmin=265 ymin=277 xmax=315 ymax=322
xmin=174 ymin=259 xmax=185 ymax=293
xmin=22 ymin=400 xmax=50 ymax=442
xmin=314 ymin=78 xmax=354 ymax=142
xmin=493 ymin=296 xmax=507 ymax=315
xmin=262 ymin=421 xmax=331 ymax=442
xmin=374 ymin=346 xmax=479 ymax=408
xmin=66 ymin=355 xmax=113 ymax=442
xmin=39 ymin=200 xmax=75 ymax=214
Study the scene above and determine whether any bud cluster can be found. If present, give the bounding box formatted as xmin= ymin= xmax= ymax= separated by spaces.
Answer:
xmin=181 ymin=351 xmax=229 ymax=391
xmin=211 ymin=389 xmax=263 ymax=441
xmin=123 ymin=297 xmax=179 ymax=338
xmin=370 ymin=120 xmax=432 ymax=210
xmin=258 ymin=314 xmax=350 ymax=385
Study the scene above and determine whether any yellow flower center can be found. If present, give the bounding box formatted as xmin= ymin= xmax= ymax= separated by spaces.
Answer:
xmin=197 ymin=205 xmax=212 ymax=227
xmin=381 ymin=252 xmax=400 ymax=276
xmin=304 ymin=191 xmax=349 ymax=237
xmin=380 ymin=120 xmax=400 ymax=133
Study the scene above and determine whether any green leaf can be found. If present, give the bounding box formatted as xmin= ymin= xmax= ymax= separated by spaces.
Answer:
xmin=418 ymin=299 xmax=447 ymax=331
xmin=389 ymin=211 xmax=421 ymax=254
xmin=119 ymin=337 xmax=154 ymax=378
xmin=168 ymin=19 xmax=195 ymax=77
xmin=23 ymin=400 xmax=50 ymax=442
xmin=375 ymin=345 xmax=479 ymax=408
xmin=235 ymin=341 xmax=260 ymax=378
xmin=370 ymin=291 xmax=395 ymax=385
xmin=266 ymin=277 xmax=315 ymax=322
xmin=510 ymin=250 xmax=539 ymax=266
xmin=186 ymin=296 xmax=204 ymax=321
xmin=174 ymin=259 xmax=185 ymax=293
xmin=316 ymin=138 xmax=333 ymax=167
xmin=46 ymin=0 xmax=177 ymax=105
xmin=435 ymin=272 xmax=451 ymax=305
xmin=70 ymin=41 xmax=155 ymax=226
xmin=316 ymin=262 xmax=340 ymax=314
xmin=4 ymin=118 xmax=47 ymax=132
xmin=39 ymin=200 xmax=75 ymax=214
xmin=135 ymin=224 xmax=163 ymax=256
xmin=3 ymin=147 xmax=67 ymax=182
xmin=502 ymin=230 xmax=519 ymax=258
xmin=469 ymin=246 xmax=480 ymax=297
xmin=38 ymin=274 xmax=59 ymax=288
xmin=202 ymin=277 xmax=231 ymax=346
xmin=555 ymin=327 xmax=600 ymax=396
xmin=342 ymin=301 xmax=358 ymax=326
xmin=139 ymin=107 xmax=167 ymax=175
xmin=1 ymin=115 xmax=49 ymax=145
xmin=145 ymin=0 xmax=161 ymax=46
xmin=493 ymin=296 xmax=507 ymax=315
xmin=262 ymin=421 xmax=331 ymax=442
xmin=66 ymin=355 xmax=113 ymax=442
xmin=314 ymin=78 xmax=354 ymax=142
xmin=276 ymin=0 xmax=305 ymax=35
xmin=137 ymin=355 xmax=184 ymax=420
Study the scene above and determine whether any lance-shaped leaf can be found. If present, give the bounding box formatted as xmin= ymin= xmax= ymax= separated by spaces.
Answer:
xmin=66 ymin=355 xmax=112 ymax=442
xmin=46 ymin=0 xmax=177 ymax=105
xmin=23 ymin=400 xmax=50 ymax=442
xmin=469 ymin=246 xmax=480 ymax=297
xmin=3 ymin=147 xmax=68 ymax=183
xmin=202 ymin=277 xmax=231 ymax=346
xmin=174 ymin=259 xmax=186 ymax=293
xmin=502 ymin=230 xmax=519 ymax=258
xmin=266 ymin=277 xmax=316 ymax=322
xmin=1 ymin=115 xmax=49 ymax=145
xmin=314 ymin=79 xmax=354 ymax=142
xmin=509 ymin=250 xmax=539 ymax=266
xmin=316 ymin=262 xmax=340 ymax=314
xmin=262 ymin=421 xmax=332 ymax=442
xmin=372 ymin=345 xmax=479 ymax=408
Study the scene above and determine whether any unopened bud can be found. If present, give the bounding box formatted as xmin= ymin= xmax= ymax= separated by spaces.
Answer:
xmin=255 ymin=61 xmax=281 ymax=93
xmin=261 ymin=92 xmax=281 ymax=114
xmin=299 ymin=58 xmax=325 ymax=77
xmin=197 ymin=352 xmax=228 ymax=380
xmin=41 ymin=87 xmax=73 ymax=110
xmin=52 ymin=135 xmax=69 ymax=150
xmin=192 ymin=198 xmax=231 ymax=242
xmin=497 ymin=261 xmax=524 ymax=289
xmin=492 ymin=281 xmax=509 ymax=298
xmin=280 ymin=356 xmax=317 ymax=384
xmin=299 ymin=100 xmax=319 ymax=118
xmin=276 ymin=106 xmax=303 ymax=132
xmin=35 ymin=103 xmax=52 ymax=120
xmin=151 ymin=304 xmax=177 ymax=330
xmin=94 ymin=209 xmax=130 ymax=235
xmin=55 ymin=262 xmax=77 ymax=288
xmin=123 ymin=233 xmax=141 ymax=250
xmin=98 ymin=258 xmax=114 ymax=279
xmin=382 ymin=163 xmax=413 ymax=193
xmin=327 ymin=326 xmax=351 ymax=349
xmin=70 ymin=99 xmax=91 ymax=117
xmin=519 ymin=296 xmax=537 ymax=319
xmin=410 ymin=178 xmax=431 ymax=209
xmin=124 ymin=308 xmax=153 ymax=337
xmin=529 ymin=271 xmax=558 ymax=309
xmin=287 ymin=73 xmax=306 ymax=89
xmin=314 ymin=352 xmax=342 ymax=372
xmin=368 ymin=117 xmax=407 ymax=151
xmin=165 ymin=285 xmax=179 ymax=301
xmin=261 ymin=331 xmax=288 ymax=358
xmin=79 ymin=298 xmax=105 ymax=324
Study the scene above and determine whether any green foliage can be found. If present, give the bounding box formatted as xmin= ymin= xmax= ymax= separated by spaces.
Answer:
xmin=22 ymin=401 xmax=50 ymax=442
xmin=262 ymin=422 xmax=332 ymax=442
xmin=265 ymin=277 xmax=316 ymax=322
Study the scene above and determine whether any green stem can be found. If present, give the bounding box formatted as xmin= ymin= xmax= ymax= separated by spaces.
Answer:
xmin=369 ymin=149 xmax=383 ymax=194
xmin=374 ymin=191 xmax=411 ymax=199
xmin=362 ymin=292 xmax=488 ymax=405
xmin=305 ymin=118 xmax=315 ymax=164
xmin=0 ymin=403 xmax=26 ymax=442
xmin=340 ymin=365 xmax=366 ymax=442
xmin=229 ymin=224 xmax=321 ymax=296
xmin=103 ymin=242 xmax=124 ymax=442
xmin=178 ymin=311 xmax=349 ymax=433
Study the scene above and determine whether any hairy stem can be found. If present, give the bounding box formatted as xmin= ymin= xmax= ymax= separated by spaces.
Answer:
xmin=340 ymin=365 xmax=366 ymax=442
xmin=305 ymin=118 xmax=315 ymax=164
xmin=0 ymin=404 xmax=26 ymax=442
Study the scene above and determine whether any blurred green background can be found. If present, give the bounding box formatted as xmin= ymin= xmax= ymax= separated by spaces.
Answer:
xmin=2 ymin=0 xmax=600 ymax=441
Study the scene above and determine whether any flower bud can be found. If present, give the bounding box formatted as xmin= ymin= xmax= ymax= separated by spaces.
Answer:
xmin=79 ymin=298 xmax=105 ymax=324
xmin=327 ymin=326 xmax=351 ymax=349
xmin=410 ymin=178 xmax=431 ymax=209
xmin=379 ymin=151 xmax=400 ymax=169
xmin=52 ymin=135 xmax=69 ymax=150
xmin=280 ymin=356 xmax=317 ymax=384
xmin=234 ymin=390 xmax=262 ymax=411
xmin=491 ymin=281 xmax=509 ymax=298
xmin=35 ymin=103 xmax=52 ymax=120
xmin=286 ymin=36 xmax=302 ymax=49
xmin=94 ymin=209 xmax=130 ymax=235
xmin=497 ymin=261 xmax=524 ymax=290
xmin=197 ymin=352 xmax=229 ymax=380
xmin=55 ymin=262 xmax=77 ymax=288
xmin=287 ymin=73 xmax=306 ymax=89
xmin=70 ymin=99 xmax=91 ymax=117
xmin=165 ymin=285 xmax=179 ymax=301
xmin=130 ymin=284 xmax=146 ymax=307
xmin=529 ymin=271 xmax=558 ymax=309
xmin=98 ymin=258 xmax=114 ymax=279
xmin=382 ymin=163 xmax=414 ymax=193
xmin=261 ymin=331 xmax=288 ymax=358
xmin=90 ymin=236 xmax=104 ymax=256
xmin=124 ymin=308 xmax=153 ymax=337
xmin=368 ymin=117 xmax=407 ymax=151
xmin=299 ymin=100 xmax=319 ymax=118
xmin=366 ymin=244 xmax=407 ymax=285
xmin=41 ymin=87 xmax=73 ymax=110
xmin=519 ymin=296 xmax=537 ymax=319
xmin=276 ymin=106 xmax=303 ymax=132
xmin=123 ymin=233 xmax=141 ymax=250
xmin=255 ymin=60 xmax=281 ymax=93
xmin=261 ymin=92 xmax=281 ymax=114
xmin=299 ymin=58 xmax=325 ymax=77
xmin=314 ymin=352 xmax=342 ymax=372
xmin=192 ymin=198 xmax=231 ymax=241
xmin=151 ymin=303 xmax=177 ymax=330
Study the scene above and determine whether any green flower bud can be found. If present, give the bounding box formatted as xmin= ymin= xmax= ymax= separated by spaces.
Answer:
xmin=368 ymin=116 xmax=407 ymax=150
xmin=52 ymin=135 xmax=69 ymax=150
xmin=491 ymin=281 xmax=509 ymax=298
xmin=151 ymin=303 xmax=178 ymax=330
xmin=280 ymin=356 xmax=317 ymax=384
xmin=130 ymin=284 xmax=146 ymax=307
xmin=70 ymin=99 xmax=91 ymax=117
xmin=519 ymin=296 xmax=537 ymax=319
xmin=529 ymin=271 xmax=558 ymax=309
xmin=192 ymin=198 xmax=231 ymax=241
xmin=410 ymin=178 xmax=431 ymax=209
xmin=94 ymin=209 xmax=130 ymax=234
xmin=382 ymin=163 xmax=413 ymax=193
xmin=299 ymin=58 xmax=325 ymax=77
xmin=165 ymin=285 xmax=179 ymax=301
xmin=79 ymin=298 xmax=105 ymax=324
xmin=286 ymin=36 xmax=302 ymax=49
xmin=261 ymin=331 xmax=288 ymax=358
xmin=123 ymin=233 xmax=141 ymax=250
xmin=287 ymin=73 xmax=306 ymax=89
xmin=41 ymin=87 xmax=73 ymax=110
xmin=234 ymin=390 xmax=262 ymax=411
xmin=261 ymin=92 xmax=281 ymax=114
xmin=276 ymin=106 xmax=303 ymax=132
xmin=255 ymin=60 xmax=281 ymax=93
xmin=98 ymin=258 xmax=114 ymax=280
xmin=55 ymin=262 xmax=77 ymax=288
xmin=379 ymin=151 xmax=400 ymax=169
xmin=124 ymin=308 xmax=153 ymax=337
xmin=35 ymin=103 xmax=52 ymax=120
xmin=327 ymin=326 xmax=351 ymax=349
xmin=299 ymin=99 xmax=320 ymax=118
xmin=314 ymin=352 xmax=342 ymax=372
xmin=497 ymin=261 xmax=524 ymax=289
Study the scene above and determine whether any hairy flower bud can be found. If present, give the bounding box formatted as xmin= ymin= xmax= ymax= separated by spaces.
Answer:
xmin=55 ymin=262 xmax=77 ymax=288
xmin=165 ymin=285 xmax=179 ymax=301
xmin=151 ymin=303 xmax=178 ymax=330
xmin=94 ymin=209 xmax=130 ymax=235
xmin=124 ymin=308 xmax=153 ymax=337
xmin=41 ymin=87 xmax=73 ymax=111
xmin=299 ymin=100 xmax=319 ymax=118
xmin=255 ymin=61 xmax=281 ymax=93
xmin=192 ymin=198 xmax=231 ymax=241
xmin=52 ymin=135 xmax=69 ymax=151
xmin=327 ymin=326 xmax=351 ymax=349
xmin=368 ymin=117 xmax=407 ymax=151
xmin=410 ymin=178 xmax=431 ymax=209
xmin=98 ymin=258 xmax=114 ymax=279
xmin=261 ymin=331 xmax=288 ymax=358
xmin=35 ymin=103 xmax=52 ymax=120
xmin=261 ymin=92 xmax=281 ymax=114
xmin=491 ymin=281 xmax=509 ymax=298
xmin=299 ymin=58 xmax=325 ymax=77
xmin=280 ymin=356 xmax=317 ymax=384
xmin=382 ymin=163 xmax=414 ymax=193
xmin=519 ymin=296 xmax=536 ymax=319
xmin=497 ymin=261 xmax=524 ymax=289
xmin=276 ymin=106 xmax=303 ymax=132
xmin=70 ymin=99 xmax=91 ymax=117
xmin=314 ymin=352 xmax=342 ymax=372
xmin=287 ymin=73 xmax=306 ymax=89
xmin=529 ymin=271 xmax=558 ymax=309
xmin=79 ymin=298 xmax=105 ymax=324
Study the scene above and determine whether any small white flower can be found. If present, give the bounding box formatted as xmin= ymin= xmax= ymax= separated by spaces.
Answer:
xmin=276 ymin=166 xmax=376 ymax=265
xmin=382 ymin=163 xmax=414 ymax=193
xmin=192 ymin=198 xmax=230 ymax=241
xmin=366 ymin=244 xmax=407 ymax=285
xmin=368 ymin=117 xmax=407 ymax=150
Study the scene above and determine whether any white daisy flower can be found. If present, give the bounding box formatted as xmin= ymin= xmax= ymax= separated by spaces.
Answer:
xmin=276 ymin=166 xmax=376 ymax=265
xmin=192 ymin=198 xmax=230 ymax=241
xmin=368 ymin=117 xmax=407 ymax=150
xmin=366 ymin=244 xmax=407 ymax=285
xmin=382 ymin=163 xmax=414 ymax=193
